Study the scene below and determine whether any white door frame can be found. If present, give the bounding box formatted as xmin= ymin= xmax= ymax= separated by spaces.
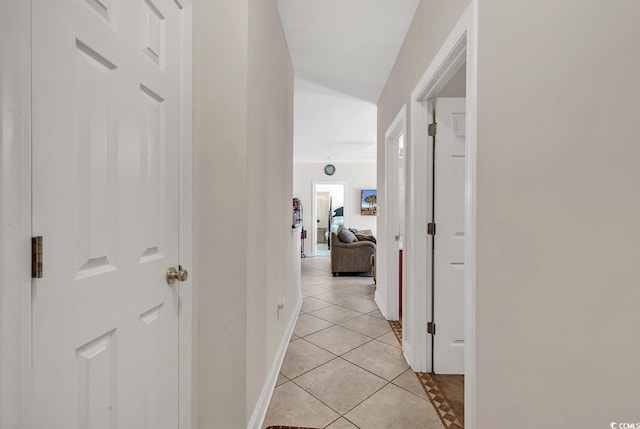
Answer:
xmin=0 ymin=2 xmax=193 ymax=427
xmin=310 ymin=181 xmax=348 ymax=256
xmin=377 ymin=105 xmax=407 ymax=320
xmin=404 ymin=2 xmax=477 ymax=427
xmin=176 ymin=1 xmax=194 ymax=428
xmin=0 ymin=1 xmax=32 ymax=427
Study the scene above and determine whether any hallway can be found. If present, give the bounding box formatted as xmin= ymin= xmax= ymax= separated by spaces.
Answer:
xmin=263 ymin=257 xmax=443 ymax=428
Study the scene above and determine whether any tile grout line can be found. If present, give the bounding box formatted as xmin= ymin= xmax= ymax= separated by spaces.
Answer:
xmin=287 ymin=348 xmax=416 ymax=418
xmin=268 ymin=258 xmax=429 ymax=428
xmin=286 ymin=326 xmax=402 ymax=407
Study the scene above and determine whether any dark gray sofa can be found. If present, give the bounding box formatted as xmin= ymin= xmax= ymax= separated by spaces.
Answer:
xmin=330 ymin=230 xmax=376 ymax=276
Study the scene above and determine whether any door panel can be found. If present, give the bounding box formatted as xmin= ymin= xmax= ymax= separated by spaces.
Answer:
xmin=32 ymin=0 xmax=183 ymax=427
xmin=433 ymin=97 xmax=466 ymax=375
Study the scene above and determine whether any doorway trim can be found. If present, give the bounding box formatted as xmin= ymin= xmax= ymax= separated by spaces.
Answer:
xmin=0 ymin=1 xmax=194 ymax=427
xmin=177 ymin=1 xmax=194 ymax=428
xmin=0 ymin=1 xmax=32 ymax=427
xmin=405 ymin=2 xmax=477 ymax=427
xmin=378 ymin=105 xmax=407 ymax=320
xmin=310 ymin=181 xmax=348 ymax=257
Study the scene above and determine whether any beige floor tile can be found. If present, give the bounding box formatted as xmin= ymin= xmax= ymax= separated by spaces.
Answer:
xmin=302 ymin=285 xmax=331 ymax=298
xmin=344 ymin=384 xmax=442 ymax=429
xmin=392 ymin=369 xmax=428 ymax=400
xmin=265 ymin=258 xmax=445 ymax=429
xmin=275 ymin=373 xmax=289 ymax=387
xmin=310 ymin=305 xmax=362 ymax=324
xmin=336 ymin=277 xmax=369 ymax=285
xmin=330 ymin=281 xmax=371 ymax=291
xmin=293 ymin=358 xmax=386 ymax=415
xmin=302 ymin=274 xmax=325 ymax=283
xmin=325 ymin=417 xmax=359 ymax=429
xmin=314 ymin=290 xmax=353 ymax=304
xmin=280 ymin=339 xmax=336 ymax=379
xmin=339 ymin=314 xmax=391 ymax=338
xmin=293 ymin=314 xmax=334 ymax=337
xmin=342 ymin=340 xmax=408 ymax=381
xmin=262 ymin=382 xmax=339 ymax=429
xmin=338 ymin=297 xmax=379 ymax=313
xmin=304 ymin=325 xmax=372 ymax=356
xmin=367 ymin=308 xmax=385 ymax=319
xmin=302 ymin=297 xmax=335 ymax=313
xmin=308 ymin=270 xmax=330 ymax=278
xmin=376 ymin=331 xmax=400 ymax=348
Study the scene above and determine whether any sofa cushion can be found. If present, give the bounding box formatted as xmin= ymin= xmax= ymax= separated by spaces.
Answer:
xmin=338 ymin=228 xmax=358 ymax=243
xmin=356 ymin=233 xmax=376 ymax=243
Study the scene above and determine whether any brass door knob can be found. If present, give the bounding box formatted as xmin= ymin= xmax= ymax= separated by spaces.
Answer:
xmin=166 ymin=266 xmax=188 ymax=284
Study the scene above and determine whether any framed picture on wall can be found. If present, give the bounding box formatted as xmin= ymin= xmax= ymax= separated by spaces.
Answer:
xmin=361 ymin=189 xmax=377 ymax=216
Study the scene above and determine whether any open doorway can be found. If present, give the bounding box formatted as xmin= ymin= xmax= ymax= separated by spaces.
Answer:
xmin=429 ymin=65 xmax=467 ymax=376
xmin=420 ymin=62 xmax=467 ymax=427
xmin=381 ymin=6 xmax=476 ymax=426
xmin=312 ymin=183 xmax=346 ymax=257
xmin=381 ymin=106 xmax=407 ymax=322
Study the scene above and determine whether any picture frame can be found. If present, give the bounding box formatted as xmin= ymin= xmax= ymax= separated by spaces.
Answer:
xmin=361 ymin=189 xmax=377 ymax=216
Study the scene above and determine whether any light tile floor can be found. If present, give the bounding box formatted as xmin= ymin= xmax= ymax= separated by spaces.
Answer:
xmin=263 ymin=256 xmax=443 ymax=429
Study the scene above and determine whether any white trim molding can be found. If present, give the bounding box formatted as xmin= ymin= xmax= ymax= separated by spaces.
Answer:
xmin=247 ymin=296 xmax=303 ymax=429
xmin=464 ymin=2 xmax=479 ymax=427
xmin=177 ymin=1 xmax=194 ymax=428
xmin=405 ymin=2 xmax=477 ymax=427
xmin=0 ymin=2 xmax=32 ymax=428
xmin=377 ymin=104 xmax=407 ymax=321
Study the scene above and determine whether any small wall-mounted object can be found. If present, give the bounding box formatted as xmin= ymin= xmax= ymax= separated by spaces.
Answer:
xmin=361 ymin=189 xmax=378 ymax=216
xmin=293 ymin=198 xmax=306 ymax=257
xmin=292 ymin=198 xmax=303 ymax=227
xmin=324 ymin=164 xmax=336 ymax=176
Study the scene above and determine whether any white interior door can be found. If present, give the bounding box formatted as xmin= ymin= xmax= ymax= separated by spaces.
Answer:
xmin=32 ymin=0 xmax=184 ymax=427
xmin=432 ymin=97 xmax=466 ymax=374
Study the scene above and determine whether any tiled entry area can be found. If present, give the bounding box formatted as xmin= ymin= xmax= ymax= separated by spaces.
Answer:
xmin=263 ymin=257 xmax=443 ymax=429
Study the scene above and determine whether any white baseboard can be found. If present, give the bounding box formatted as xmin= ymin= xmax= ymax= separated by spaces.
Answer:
xmin=403 ymin=340 xmax=414 ymax=371
xmin=246 ymin=296 xmax=302 ymax=429
xmin=374 ymin=292 xmax=388 ymax=319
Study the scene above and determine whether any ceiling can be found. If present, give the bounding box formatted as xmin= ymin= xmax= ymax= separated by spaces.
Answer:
xmin=292 ymin=78 xmax=377 ymax=163
xmin=277 ymin=0 xmax=421 ymax=163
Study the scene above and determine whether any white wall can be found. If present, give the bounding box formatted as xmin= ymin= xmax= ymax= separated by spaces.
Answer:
xmin=378 ymin=0 xmax=640 ymax=427
xmin=439 ymin=65 xmax=466 ymax=97
xmin=193 ymin=0 xmax=249 ymax=426
xmin=476 ymin=1 xmax=640 ymax=427
xmin=0 ymin=2 xmax=31 ymax=428
xmin=193 ymin=0 xmax=296 ymax=427
xmin=294 ymin=163 xmax=377 ymax=256
xmin=246 ymin=0 xmax=297 ymax=424
xmin=316 ymin=184 xmax=344 ymax=209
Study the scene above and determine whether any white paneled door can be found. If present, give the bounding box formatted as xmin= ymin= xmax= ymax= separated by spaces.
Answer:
xmin=32 ymin=0 xmax=184 ymax=427
xmin=432 ymin=98 xmax=466 ymax=375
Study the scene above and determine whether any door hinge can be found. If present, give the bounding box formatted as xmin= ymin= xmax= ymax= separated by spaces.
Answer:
xmin=32 ymin=236 xmax=43 ymax=279
xmin=427 ymin=122 xmax=437 ymax=137
xmin=427 ymin=321 xmax=436 ymax=335
xmin=427 ymin=222 xmax=436 ymax=236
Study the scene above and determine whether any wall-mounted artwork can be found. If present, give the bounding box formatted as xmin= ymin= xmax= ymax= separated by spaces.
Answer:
xmin=361 ymin=189 xmax=377 ymax=216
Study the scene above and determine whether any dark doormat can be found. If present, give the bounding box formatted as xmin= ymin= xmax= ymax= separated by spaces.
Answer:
xmin=386 ymin=320 xmax=464 ymax=428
